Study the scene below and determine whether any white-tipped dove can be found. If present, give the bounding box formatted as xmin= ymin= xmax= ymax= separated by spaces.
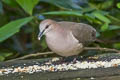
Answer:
xmin=38 ymin=19 xmax=96 ymax=57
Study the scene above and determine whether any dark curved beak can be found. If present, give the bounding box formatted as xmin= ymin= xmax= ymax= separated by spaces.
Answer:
xmin=38 ymin=30 xmax=44 ymax=40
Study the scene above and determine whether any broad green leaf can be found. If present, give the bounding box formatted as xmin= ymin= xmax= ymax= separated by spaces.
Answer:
xmin=0 ymin=17 xmax=33 ymax=42
xmin=85 ymin=13 xmax=102 ymax=24
xmin=2 ymin=0 xmax=18 ymax=7
xmin=42 ymin=11 xmax=83 ymax=16
xmin=0 ymin=56 xmax=5 ymax=61
xmin=108 ymin=25 xmax=120 ymax=30
xmin=107 ymin=14 xmax=120 ymax=22
xmin=92 ymin=11 xmax=111 ymax=23
xmin=39 ymin=0 xmax=81 ymax=10
xmin=16 ymin=0 xmax=39 ymax=15
xmin=82 ymin=8 xmax=95 ymax=13
xmin=1 ymin=52 xmax=12 ymax=58
xmin=117 ymin=3 xmax=120 ymax=8
xmin=101 ymin=23 xmax=109 ymax=32
xmin=100 ymin=0 xmax=113 ymax=9
xmin=94 ymin=10 xmax=109 ymax=15
xmin=0 ymin=50 xmax=13 ymax=61
xmin=89 ymin=0 xmax=113 ymax=10
xmin=85 ymin=13 xmax=95 ymax=19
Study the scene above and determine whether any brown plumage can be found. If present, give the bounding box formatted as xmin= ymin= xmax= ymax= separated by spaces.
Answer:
xmin=58 ymin=21 xmax=96 ymax=45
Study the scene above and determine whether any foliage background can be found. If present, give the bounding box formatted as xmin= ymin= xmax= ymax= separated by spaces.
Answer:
xmin=0 ymin=0 xmax=120 ymax=61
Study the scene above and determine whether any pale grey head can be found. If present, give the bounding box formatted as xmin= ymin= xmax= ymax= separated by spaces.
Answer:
xmin=38 ymin=19 xmax=58 ymax=40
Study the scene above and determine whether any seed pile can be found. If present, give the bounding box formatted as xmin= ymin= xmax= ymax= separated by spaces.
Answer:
xmin=0 ymin=58 xmax=120 ymax=75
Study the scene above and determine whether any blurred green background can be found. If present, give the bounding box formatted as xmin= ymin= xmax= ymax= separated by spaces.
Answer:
xmin=0 ymin=0 xmax=120 ymax=61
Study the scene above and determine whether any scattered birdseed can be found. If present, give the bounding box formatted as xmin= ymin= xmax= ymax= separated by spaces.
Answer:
xmin=51 ymin=57 xmax=60 ymax=62
xmin=90 ymin=77 xmax=95 ymax=80
xmin=0 ymin=58 xmax=120 ymax=76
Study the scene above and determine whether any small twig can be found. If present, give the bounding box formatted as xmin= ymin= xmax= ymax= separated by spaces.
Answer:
xmin=7 ymin=47 xmax=120 ymax=61
xmin=84 ymin=47 xmax=120 ymax=53
xmin=7 ymin=52 xmax=54 ymax=62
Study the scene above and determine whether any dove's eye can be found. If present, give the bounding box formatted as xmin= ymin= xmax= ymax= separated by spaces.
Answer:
xmin=45 ymin=24 xmax=50 ymax=29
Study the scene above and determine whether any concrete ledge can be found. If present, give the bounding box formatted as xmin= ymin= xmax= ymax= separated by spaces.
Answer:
xmin=0 ymin=53 xmax=120 ymax=80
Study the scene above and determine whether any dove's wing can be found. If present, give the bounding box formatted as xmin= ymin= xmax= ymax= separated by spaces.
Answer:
xmin=58 ymin=21 xmax=96 ymax=45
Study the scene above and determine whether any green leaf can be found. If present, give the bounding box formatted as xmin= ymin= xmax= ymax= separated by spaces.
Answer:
xmin=92 ymin=11 xmax=111 ymax=23
xmin=40 ymin=0 xmax=81 ymax=10
xmin=42 ymin=11 xmax=83 ymax=16
xmin=107 ymin=15 xmax=120 ymax=22
xmin=89 ymin=0 xmax=113 ymax=10
xmin=0 ymin=17 xmax=33 ymax=42
xmin=0 ymin=51 xmax=13 ymax=57
xmin=82 ymin=8 xmax=95 ymax=13
xmin=117 ymin=3 xmax=120 ymax=8
xmin=0 ymin=50 xmax=13 ymax=61
xmin=100 ymin=0 xmax=113 ymax=9
xmin=85 ymin=13 xmax=102 ymax=24
xmin=114 ymin=43 xmax=120 ymax=49
xmin=108 ymin=25 xmax=120 ymax=30
xmin=16 ymin=0 xmax=39 ymax=15
xmin=2 ymin=0 xmax=18 ymax=7
xmin=0 ymin=56 xmax=5 ymax=61
xmin=101 ymin=23 xmax=109 ymax=32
